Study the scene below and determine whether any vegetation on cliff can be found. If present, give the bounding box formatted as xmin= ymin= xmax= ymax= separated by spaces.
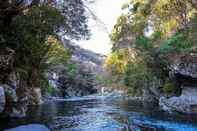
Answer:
xmin=105 ymin=0 xmax=197 ymax=96
xmin=0 ymin=0 xmax=90 ymax=104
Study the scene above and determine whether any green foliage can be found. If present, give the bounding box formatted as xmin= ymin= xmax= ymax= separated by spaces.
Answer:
xmin=0 ymin=5 xmax=71 ymax=89
xmin=124 ymin=61 xmax=152 ymax=95
xmin=135 ymin=35 xmax=150 ymax=48
xmin=121 ymin=2 xmax=129 ymax=10
xmin=152 ymin=31 xmax=162 ymax=40
xmin=110 ymin=0 xmax=197 ymax=46
xmin=10 ymin=6 xmax=66 ymax=87
xmin=159 ymin=31 xmax=193 ymax=52
xmin=46 ymin=40 xmax=70 ymax=67
xmin=163 ymin=79 xmax=175 ymax=93
xmin=110 ymin=15 xmax=131 ymax=42
xmin=105 ymin=48 xmax=132 ymax=74
xmin=95 ymin=75 xmax=102 ymax=82
xmin=107 ymin=0 xmax=197 ymax=96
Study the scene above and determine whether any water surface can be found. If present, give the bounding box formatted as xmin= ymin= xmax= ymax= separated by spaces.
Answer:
xmin=1 ymin=95 xmax=197 ymax=131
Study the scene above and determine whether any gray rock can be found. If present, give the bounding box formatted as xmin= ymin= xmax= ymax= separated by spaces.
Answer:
xmin=159 ymin=87 xmax=197 ymax=114
xmin=0 ymin=86 xmax=5 ymax=113
xmin=169 ymin=54 xmax=197 ymax=84
xmin=4 ymin=124 xmax=50 ymax=131
xmin=161 ymin=54 xmax=197 ymax=114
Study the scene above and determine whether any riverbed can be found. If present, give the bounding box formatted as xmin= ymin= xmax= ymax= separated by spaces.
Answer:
xmin=1 ymin=95 xmax=197 ymax=131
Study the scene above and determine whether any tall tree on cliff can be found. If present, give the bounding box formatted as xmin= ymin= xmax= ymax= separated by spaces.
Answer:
xmin=0 ymin=0 xmax=90 ymax=88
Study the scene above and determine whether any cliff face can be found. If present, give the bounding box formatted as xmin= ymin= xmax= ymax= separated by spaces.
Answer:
xmin=159 ymin=53 xmax=197 ymax=114
xmin=0 ymin=48 xmax=27 ymax=118
xmin=0 ymin=43 xmax=105 ymax=117
xmin=46 ymin=41 xmax=105 ymax=98
xmin=62 ymin=39 xmax=105 ymax=65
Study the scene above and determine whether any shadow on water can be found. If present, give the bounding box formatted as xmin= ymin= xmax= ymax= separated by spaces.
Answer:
xmin=1 ymin=96 xmax=197 ymax=131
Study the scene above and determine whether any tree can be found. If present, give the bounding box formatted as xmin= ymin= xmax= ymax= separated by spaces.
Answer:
xmin=0 ymin=0 xmax=91 ymax=89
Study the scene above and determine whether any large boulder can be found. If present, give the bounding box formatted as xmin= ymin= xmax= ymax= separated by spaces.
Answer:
xmin=159 ymin=87 xmax=197 ymax=114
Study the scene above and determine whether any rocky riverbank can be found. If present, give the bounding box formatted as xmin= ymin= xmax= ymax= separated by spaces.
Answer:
xmin=159 ymin=53 xmax=197 ymax=114
xmin=0 ymin=42 xmax=105 ymax=118
xmin=121 ymin=53 xmax=197 ymax=115
xmin=1 ymin=46 xmax=197 ymax=118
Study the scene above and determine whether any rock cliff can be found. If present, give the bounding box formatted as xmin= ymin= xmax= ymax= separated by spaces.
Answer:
xmin=159 ymin=53 xmax=197 ymax=114
xmin=0 ymin=48 xmax=42 ymax=118
xmin=46 ymin=41 xmax=105 ymax=98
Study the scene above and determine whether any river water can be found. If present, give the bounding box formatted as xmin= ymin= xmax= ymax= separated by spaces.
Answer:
xmin=1 ymin=95 xmax=197 ymax=131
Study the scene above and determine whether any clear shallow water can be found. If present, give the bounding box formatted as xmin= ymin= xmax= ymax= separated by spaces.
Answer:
xmin=1 ymin=95 xmax=197 ymax=131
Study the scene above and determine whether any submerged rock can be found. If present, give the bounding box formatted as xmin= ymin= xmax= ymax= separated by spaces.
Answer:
xmin=4 ymin=124 xmax=50 ymax=131
xmin=159 ymin=87 xmax=197 ymax=114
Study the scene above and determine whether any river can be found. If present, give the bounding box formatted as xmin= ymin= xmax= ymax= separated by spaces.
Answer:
xmin=1 ymin=94 xmax=197 ymax=131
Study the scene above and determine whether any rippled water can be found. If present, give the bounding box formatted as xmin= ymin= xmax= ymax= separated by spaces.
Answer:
xmin=1 ymin=95 xmax=197 ymax=131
